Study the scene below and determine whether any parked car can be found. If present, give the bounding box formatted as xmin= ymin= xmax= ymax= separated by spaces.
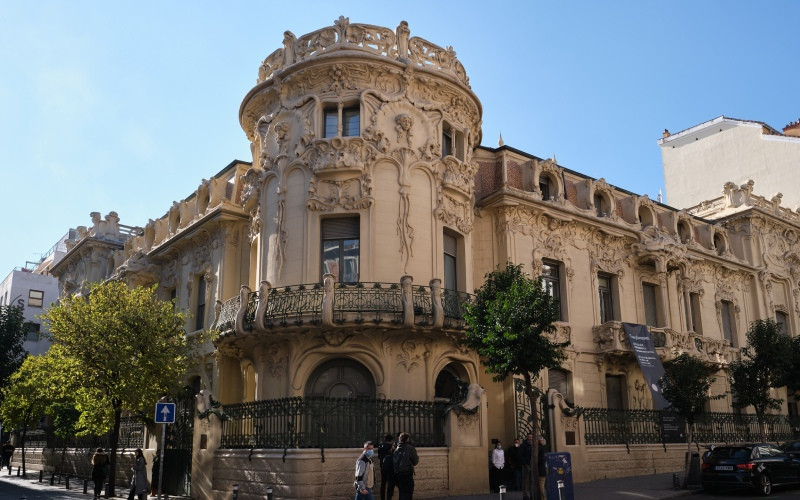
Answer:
xmin=781 ymin=440 xmax=800 ymax=459
xmin=701 ymin=443 xmax=800 ymax=495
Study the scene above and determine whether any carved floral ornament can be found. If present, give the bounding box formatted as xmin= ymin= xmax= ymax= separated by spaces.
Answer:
xmin=307 ymin=175 xmax=374 ymax=212
xmin=434 ymin=191 xmax=473 ymax=234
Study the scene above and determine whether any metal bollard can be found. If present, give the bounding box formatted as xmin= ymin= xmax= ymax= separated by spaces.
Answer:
xmin=65 ymin=474 xmax=70 ymax=489
xmin=232 ymin=483 xmax=239 ymax=500
xmin=105 ymin=482 xmax=110 ymax=497
xmin=50 ymin=472 xmax=55 ymax=485
xmin=84 ymin=478 xmax=89 ymax=493
xmin=267 ymin=486 xmax=273 ymax=500
xmin=673 ymin=473 xmax=680 ymax=490
xmin=499 ymin=484 xmax=506 ymax=500
xmin=39 ymin=470 xmax=43 ymax=482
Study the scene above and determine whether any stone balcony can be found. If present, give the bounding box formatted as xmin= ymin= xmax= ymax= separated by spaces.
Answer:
xmin=592 ymin=321 xmax=740 ymax=366
xmin=213 ymin=274 xmax=471 ymax=338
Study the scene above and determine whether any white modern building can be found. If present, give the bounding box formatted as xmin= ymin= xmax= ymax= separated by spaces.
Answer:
xmin=659 ymin=116 xmax=800 ymax=210
xmin=0 ymin=232 xmax=72 ymax=355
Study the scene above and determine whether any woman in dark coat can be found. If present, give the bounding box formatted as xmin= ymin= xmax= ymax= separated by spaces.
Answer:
xmin=127 ymin=448 xmax=149 ymax=500
xmin=91 ymin=448 xmax=109 ymax=499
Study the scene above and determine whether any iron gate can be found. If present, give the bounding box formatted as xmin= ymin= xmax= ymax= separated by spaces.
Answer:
xmin=160 ymin=387 xmax=194 ymax=496
xmin=514 ymin=378 xmax=549 ymax=442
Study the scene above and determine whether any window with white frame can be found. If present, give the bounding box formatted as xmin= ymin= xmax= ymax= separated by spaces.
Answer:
xmin=598 ymin=273 xmax=614 ymax=324
xmin=541 ymin=260 xmax=563 ymax=321
xmin=721 ymin=300 xmax=735 ymax=345
xmin=642 ymin=282 xmax=659 ymax=327
xmin=323 ymin=104 xmax=360 ymax=138
xmin=28 ymin=289 xmax=44 ymax=308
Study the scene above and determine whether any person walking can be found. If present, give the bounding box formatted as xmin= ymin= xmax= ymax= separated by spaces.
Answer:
xmin=376 ymin=434 xmax=395 ymax=500
xmin=354 ymin=441 xmax=376 ymax=500
xmin=490 ymin=440 xmax=505 ymax=492
xmin=392 ymin=432 xmax=419 ymax=500
xmin=91 ymin=448 xmax=109 ymax=499
xmin=1 ymin=441 xmax=14 ymax=474
xmin=127 ymin=448 xmax=149 ymax=500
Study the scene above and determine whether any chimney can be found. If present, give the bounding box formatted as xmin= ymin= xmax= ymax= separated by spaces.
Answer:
xmin=784 ymin=118 xmax=800 ymax=138
xmin=662 ymin=129 xmax=670 ymax=138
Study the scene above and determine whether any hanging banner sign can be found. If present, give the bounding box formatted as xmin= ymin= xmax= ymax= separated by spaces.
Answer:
xmin=622 ymin=323 xmax=670 ymax=410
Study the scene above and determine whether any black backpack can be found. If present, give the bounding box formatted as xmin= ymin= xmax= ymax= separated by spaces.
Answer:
xmin=393 ymin=444 xmax=413 ymax=475
xmin=378 ymin=442 xmax=394 ymax=471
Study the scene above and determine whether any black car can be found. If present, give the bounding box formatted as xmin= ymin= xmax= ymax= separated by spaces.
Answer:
xmin=701 ymin=443 xmax=800 ymax=495
xmin=781 ymin=440 xmax=800 ymax=459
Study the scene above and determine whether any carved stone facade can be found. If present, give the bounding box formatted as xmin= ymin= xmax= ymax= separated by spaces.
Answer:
xmin=45 ymin=18 xmax=800 ymax=499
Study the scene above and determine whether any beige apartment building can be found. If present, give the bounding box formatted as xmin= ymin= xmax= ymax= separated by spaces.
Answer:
xmin=41 ymin=18 xmax=800 ymax=499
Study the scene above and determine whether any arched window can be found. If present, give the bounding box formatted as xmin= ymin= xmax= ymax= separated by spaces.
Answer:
xmin=305 ymin=358 xmax=375 ymax=398
xmin=594 ymin=193 xmax=607 ymax=217
xmin=434 ymin=363 xmax=469 ymax=402
xmin=713 ymin=233 xmax=726 ymax=256
xmin=678 ymin=221 xmax=691 ymax=243
xmin=548 ymin=368 xmax=572 ymax=404
xmin=638 ymin=206 xmax=654 ymax=228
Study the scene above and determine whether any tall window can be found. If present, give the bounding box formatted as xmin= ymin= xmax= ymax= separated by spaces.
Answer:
xmin=540 ymin=176 xmax=551 ymax=201
xmin=721 ymin=300 xmax=735 ymax=345
xmin=170 ymin=288 xmax=178 ymax=311
xmin=195 ymin=282 xmax=206 ymax=331
xmin=594 ymin=193 xmax=605 ymax=217
xmin=688 ymin=292 xmax=702 ymax=333
xmin=323 ymin=105 xmax=360 ymax=138
xmin=605 ymin=374 xmax=627 ymax=410
xmin=776 ymin=310 xmax=789 ymax=335
xmin=26 ymin=322 xmax=41 ymax=342
xmin=541 ymin=260 xmax=562 ymax=321
xmin=443 ymin=232 xmax=457 ymax=291
xmin=442 ymin=128 xmax=453 ymax=158
xmin=642 ymin=282 xmax=659 ymax=327
xmin=322 ymin=217 xmax=360 ymax=282
xmin=28 ymin=289 xmax=44 ymax=308
xmin=598 ymin=273 xmax=614 ymax=323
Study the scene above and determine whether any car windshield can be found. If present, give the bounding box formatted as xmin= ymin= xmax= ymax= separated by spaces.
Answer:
xmin=709 ymin=447 xmax=752 ymax=460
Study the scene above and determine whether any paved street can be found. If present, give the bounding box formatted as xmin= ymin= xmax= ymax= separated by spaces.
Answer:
xmin=0 ymin=472 xmax=108 ymax=500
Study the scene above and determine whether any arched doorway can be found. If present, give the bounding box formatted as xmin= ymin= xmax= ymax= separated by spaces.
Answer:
xmin=304 ymin=358 xmax=376 ymax=447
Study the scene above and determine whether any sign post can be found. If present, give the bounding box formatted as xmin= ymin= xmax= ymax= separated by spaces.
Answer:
xmin=154 ymin=402 xmax=175 ymax=500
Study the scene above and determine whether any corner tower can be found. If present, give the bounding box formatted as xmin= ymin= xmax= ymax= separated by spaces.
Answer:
xmin=239 ymin=16 xmax=482 ymax=290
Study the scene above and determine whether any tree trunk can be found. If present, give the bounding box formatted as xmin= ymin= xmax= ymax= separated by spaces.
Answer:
xmin=524 ymin=371 xmax=540 ymax=500
xmin=757 ymin=410 xmax=766 ymax=442
xmin=682 ymin=422 xmax=693 ymax=489
xmin=108 ymin=402 xmax=122 ymax=497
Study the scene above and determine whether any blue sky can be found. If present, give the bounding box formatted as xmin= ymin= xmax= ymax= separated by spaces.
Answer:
xmin=1 ymin=1 xmax=798 ymax=274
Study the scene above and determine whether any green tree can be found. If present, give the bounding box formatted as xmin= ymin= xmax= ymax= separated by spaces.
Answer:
xmin=0 ymin=304 xmax=27 ymax=409
xmin=729 ymin=319 xmax=792 ymax=442
xmin=782 ymin=335 xmax=800 ymax=399
xmin=463 ymin=263 xmax=567 ymax=500
xmin=659 ymin=352 xmax=723 ymax=488
xmin=42 ymin=281 xmax=190 ymax=495
xmin=0 ymin=350 xmax=73 ymax=476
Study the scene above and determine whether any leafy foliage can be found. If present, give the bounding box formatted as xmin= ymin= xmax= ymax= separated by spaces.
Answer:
xmin=463 ymin=263 xmax=566 ymax=500
xmin=729 ymin=319 xmax=792 ymax=441
xmin=462 ymin=263 xmax=567 ymax=382
xmin=41 ymin=281 xmax=190 ymax=494
xmin=660 ymin=353 xmax=722 ymax=425
xmin=0 ymin=304 xmax=27 ymax=406
xmin=782 ymin=335 xmax=800 ymax=398
xmin=659 ymin=352 xmax=723 ymax=489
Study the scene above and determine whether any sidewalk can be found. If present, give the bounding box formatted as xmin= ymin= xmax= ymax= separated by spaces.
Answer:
xmin=431 ymin=471 xmax=699 ymax=500
xmin=0 ymin=471 xmax=188 ymax=500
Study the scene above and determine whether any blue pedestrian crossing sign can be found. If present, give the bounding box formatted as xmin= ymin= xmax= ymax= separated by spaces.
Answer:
xmin=155 ymin=402 xmax=176 ymax=424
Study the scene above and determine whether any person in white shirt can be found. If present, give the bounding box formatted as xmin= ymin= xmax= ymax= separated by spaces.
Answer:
xmin=490 ymin=440 xmax=505 ymax=492
xmin=354 ymin=441 xmax=376 ymax=500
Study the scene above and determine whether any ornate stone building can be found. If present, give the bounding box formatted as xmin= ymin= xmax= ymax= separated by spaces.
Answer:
xmin=47 ymin=18 xmax=799 ymax=499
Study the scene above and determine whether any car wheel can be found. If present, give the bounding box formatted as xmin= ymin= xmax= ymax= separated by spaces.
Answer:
xmin=759 ymin=473 xmax=772 ymax=496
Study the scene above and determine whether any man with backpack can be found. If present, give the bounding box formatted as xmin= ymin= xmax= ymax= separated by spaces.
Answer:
xmin=392 ymin=432 xmax=419 ymax=500
xmin=354 ymin=441 xmax=376 ymax=500
xmin=377 ymin=434 xmax=396 ymax=500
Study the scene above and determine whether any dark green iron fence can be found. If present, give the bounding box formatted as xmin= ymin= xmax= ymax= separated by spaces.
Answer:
xmin=17 ymin=416 xmax=144 ymax=450
xmin=583 ymin=407 xmax=800 ymax=445
xmin=220 ymin=396 xmax=446 ymax=449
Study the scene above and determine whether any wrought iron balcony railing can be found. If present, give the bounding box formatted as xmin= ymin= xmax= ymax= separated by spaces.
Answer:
xmin=213 ymin=274 xmax=472 ymax=336
xmin=220 ymin=396 xmax=447 ymax=449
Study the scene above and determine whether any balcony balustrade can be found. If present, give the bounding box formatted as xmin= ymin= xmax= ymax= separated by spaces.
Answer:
xmin=592 ymin=321 xmax=739 ymax=365
xmin=213 ymin=274 xmax=472 ymax=336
